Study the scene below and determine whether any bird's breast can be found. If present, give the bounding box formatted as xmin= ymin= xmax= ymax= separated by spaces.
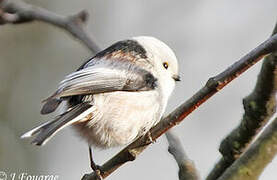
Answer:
xmin=73 ymin=90 xmax=163 ymax=148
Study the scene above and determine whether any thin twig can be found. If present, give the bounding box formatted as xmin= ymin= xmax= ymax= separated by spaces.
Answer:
xmin=82 ymin=28 xmax=277 ymax=180
xmin=217 ymin=116 xmax=277 ymax=180
xmin=0 ymin=0 xmax=101 ymax=53
xmin=166 ymin=131 xmax=199 ymax=180
xmin=206 ymin=23 xmax=277 ymax=180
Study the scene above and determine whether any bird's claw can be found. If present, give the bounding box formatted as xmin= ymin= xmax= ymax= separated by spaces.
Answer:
xmin=146 ymin=131 xmax=156 ymax=144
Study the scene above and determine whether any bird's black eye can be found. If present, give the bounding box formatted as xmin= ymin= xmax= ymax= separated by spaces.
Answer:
xmin=163 ymin=62 xmax=169 ymax=69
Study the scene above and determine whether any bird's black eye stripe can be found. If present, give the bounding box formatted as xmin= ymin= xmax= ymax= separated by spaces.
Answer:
xmin=163 ymin=62 xmax=169 ymax=69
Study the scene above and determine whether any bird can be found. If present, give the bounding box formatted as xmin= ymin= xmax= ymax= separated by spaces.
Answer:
xmin=21 ymin=36 xmax=180 ymax=173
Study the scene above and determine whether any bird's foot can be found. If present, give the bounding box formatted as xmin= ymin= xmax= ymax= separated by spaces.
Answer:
xmin=89 ymin=146 xmax=103 ymax=180
xmin=94 ymin=169 xmax=103 ymax=180
xmin=90 ymin=164 xmax=102 ymax=179
xmin=146 ymin=131 xmax=156 ymax=144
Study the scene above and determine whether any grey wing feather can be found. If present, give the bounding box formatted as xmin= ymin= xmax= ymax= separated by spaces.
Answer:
xmin=40 ymin=99 xmax=62 ymax=114
xmin=44 ymin=60 xmax=157 ymax=101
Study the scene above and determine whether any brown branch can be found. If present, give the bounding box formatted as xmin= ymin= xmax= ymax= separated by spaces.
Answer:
xmin=166 ymin=131 xmax=199 ymax=180
xmin=0 ymin=0 xmax=101 ymax=53
xmin=206 ymin=23 xmax=277 ymax=180
xmin=217 ymin=116 xmax=277 ymax=180
xmin=81 ymin=28 xmax=277 ymax=180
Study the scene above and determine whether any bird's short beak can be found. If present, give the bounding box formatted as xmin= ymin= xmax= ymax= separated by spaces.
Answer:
xmin=172 ymin=75 xmax=181 ymax=81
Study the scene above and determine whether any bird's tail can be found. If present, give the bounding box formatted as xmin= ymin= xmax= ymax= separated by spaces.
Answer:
xmin=21 ymin=103 xmax=93 ymax=146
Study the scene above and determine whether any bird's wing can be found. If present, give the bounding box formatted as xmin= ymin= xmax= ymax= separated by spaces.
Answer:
xmin=43 ymin=59 xmax=157 ymax=102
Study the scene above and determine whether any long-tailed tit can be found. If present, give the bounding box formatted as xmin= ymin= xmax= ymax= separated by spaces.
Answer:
xmin=21 ymin=36 xmax=180 ymax=172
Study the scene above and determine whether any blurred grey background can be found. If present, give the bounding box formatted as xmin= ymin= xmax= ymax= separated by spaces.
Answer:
xmin=1 ymin=0 xmax=277 ymax=179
